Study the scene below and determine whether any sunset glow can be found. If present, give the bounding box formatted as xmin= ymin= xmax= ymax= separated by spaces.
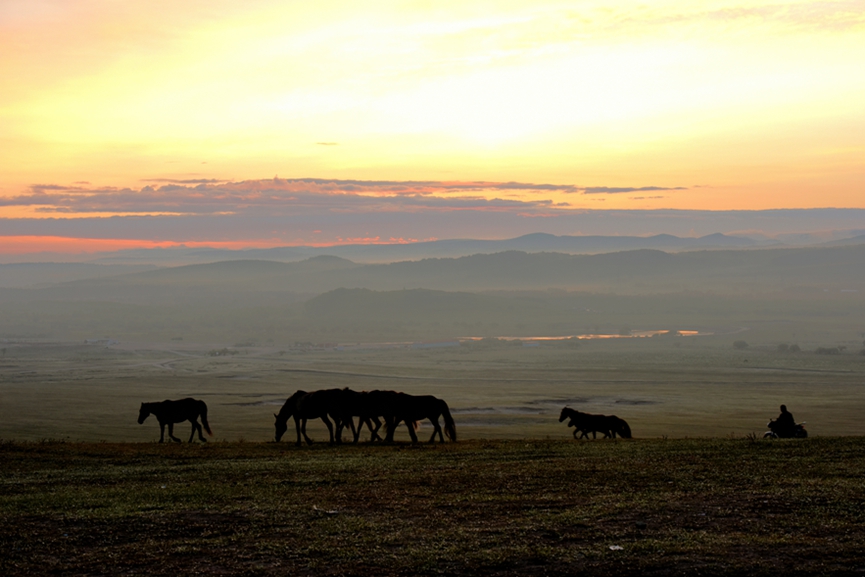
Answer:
xmin=1 ymin=1 xmax=864 ymax=253
xmin=0 ymin=236 xmax=293 ymax=255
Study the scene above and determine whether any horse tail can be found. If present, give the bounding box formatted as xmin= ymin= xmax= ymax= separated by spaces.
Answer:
xmin=441 ymin=401 xmax=457 ymax=442
xmin=619 ymin=419 xmax=632 ymax=439
xmin=200 ymin=401 xmax=213 ymax=436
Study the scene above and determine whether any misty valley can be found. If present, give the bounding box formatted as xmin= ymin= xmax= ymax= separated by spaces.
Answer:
xmin=1 ymin=244 xmax=863 ymax=441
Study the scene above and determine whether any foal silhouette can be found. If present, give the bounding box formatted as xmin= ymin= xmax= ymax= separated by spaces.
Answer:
xmin=138 ymin=398 xmax=213 ymax=443
xmin=559 ymin=407 xmax=631 ymax=439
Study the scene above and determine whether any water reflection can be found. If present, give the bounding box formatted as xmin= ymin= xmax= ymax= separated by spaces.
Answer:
xmin=459 ymin=329 xmax=707 ymax=342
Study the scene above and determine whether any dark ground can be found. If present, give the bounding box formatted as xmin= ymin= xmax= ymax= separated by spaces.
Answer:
xmin=2 ymin=438 xmax=864 ymax=576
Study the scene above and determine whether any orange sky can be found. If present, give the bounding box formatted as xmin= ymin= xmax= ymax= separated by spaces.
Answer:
xmin=1 ymin=1 xmax=863 ymax=252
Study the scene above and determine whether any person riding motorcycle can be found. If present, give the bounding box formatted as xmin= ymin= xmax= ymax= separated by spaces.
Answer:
xmin=765 ymin=404 xmax=806 ymax=439
xmin=774 ymin=404 xmax=796 ymax=437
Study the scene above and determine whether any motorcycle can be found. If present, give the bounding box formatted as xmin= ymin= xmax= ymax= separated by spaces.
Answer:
xmin=763 ymin=419 xmax=807 ymax=439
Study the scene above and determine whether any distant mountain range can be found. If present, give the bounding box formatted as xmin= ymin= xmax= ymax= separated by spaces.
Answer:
xmin=1 ymin=244 xmax=862 ymax=342
xmin=0 ymin=232 xmax=772 ymax=287
xmin=4 ymin=231 xmax=865 ymax=272
xmin=85 ymin=232 xmax=763 ymax=265
xmin=3 ymin=244 xmax=864 ymax=298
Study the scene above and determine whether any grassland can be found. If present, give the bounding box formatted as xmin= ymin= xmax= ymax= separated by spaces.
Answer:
xmin=1 ymin=336 xmax=863 ymax=443
xmin=3 ymin=437 xmax=864 ymax=576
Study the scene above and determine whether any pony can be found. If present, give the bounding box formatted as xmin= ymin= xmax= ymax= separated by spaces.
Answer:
xmin=376 ymin=391 xmax=457 ymax=443
xmin=559 ymin=406 xmax=605 ymax=439
xmin=559 ymin=407 xmax=632 ymax=439
xmin=138 ymin=398 xmax=212 ymax=443
xmin=274 ymin=389 xmax=345 ymax=445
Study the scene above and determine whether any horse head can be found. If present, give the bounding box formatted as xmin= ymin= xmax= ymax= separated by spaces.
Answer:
xmin=137 ymin=402 xmax=150 ymax=424
xmin=558 ymin=407 xmax=572 ymax=423
xmin=273 ymin=390 xmax=307 ymax=441
xmin=274 ymin=412 xmax=289 ymax=442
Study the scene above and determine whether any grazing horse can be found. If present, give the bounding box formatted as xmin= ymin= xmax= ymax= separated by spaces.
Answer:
xmin=138 ymin=398 xmax=212 ymax=443
xmin=559 ymin=407 xmax=632 ymax=439
xmin=377 ymin=391 xmax=457 ymax=443
xmin=274 ymin=389 xmax=345 ymax=445
xmin=329 ymin=388 xmax=384 ymax=443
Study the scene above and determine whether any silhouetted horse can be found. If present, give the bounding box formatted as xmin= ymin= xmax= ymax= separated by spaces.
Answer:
xmin=274 ymin=389 xmax=347 ymax=445
xmin=138 ymin=398 xmax=212 ymax=443
xmin=274 ymin=388 xmax=456 ymax=445
xmin=329 ymin=388 xmax=384 ymax=443
xmin=559 ymin=407 xmax=631 ymax=439
xmin=376 ymin=391 xmax=457 ymax=443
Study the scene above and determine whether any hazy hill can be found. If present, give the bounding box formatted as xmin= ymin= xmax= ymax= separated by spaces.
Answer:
xmin=820 ymin=234 xmax=865 ymax=247
xmin=4 ymin=245 xmax=864 ymax=305
xmin=0 ymin=262 xmax=158 ymax=289
xmin=1 ymin=246 xmax=862 ymax=342
xmin=74 ymin=232 xmax=760 ymax=266
xmin=0 ymin=256 xmax=357 ymax=306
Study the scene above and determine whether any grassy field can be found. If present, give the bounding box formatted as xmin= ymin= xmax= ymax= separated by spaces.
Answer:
xmin=2 ymin=438 xmax=864 ymax=576
xmin=1 ymin=337 xmax=864 ymax=442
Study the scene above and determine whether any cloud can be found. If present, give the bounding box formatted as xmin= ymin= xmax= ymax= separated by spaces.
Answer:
xmin=0 ymin=179 xmax=695 ymax=220
xmin=141 ymin=178 xmax=230 ymax=184
xmin=315 ymin=142 xmax=339 ymax=146
xmin=0 ymin=178 xmax=592 ymax=216
xmin=583 ymin=186 xmax=686 ymax=195
xmin=28 ymin=183 xmax=89 ymax=192
xmin=610 ymin=2 xmax=865 ymax=36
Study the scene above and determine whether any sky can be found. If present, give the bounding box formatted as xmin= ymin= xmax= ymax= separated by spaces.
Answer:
xmin=1 ymin=0 xmax=863 ymax=253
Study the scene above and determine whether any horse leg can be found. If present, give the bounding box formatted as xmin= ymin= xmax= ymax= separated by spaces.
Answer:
xmin=168 ymin=422 xmax=181 ymax=443
xmin=354 ymin=417 xmax=367 ymax=443
xmin=336 ymin=416 xmax=355 ymax=444
xmin=384 ymin=417 xmax=398 ymax=442
xmin=294 ymin=417 xmax=303 ymax=446
xmin=190 ymin=419 xmax=205 ymax=442
xmin=322 ymin=415 xmax=335 ymax=445
xmin=333 ymin=416 xmax=344 ymax=444
xmin=429 ymin=418 xmax=443 ymax=443
xmin=406 ymin=421 xmax=418 ymax=444
xmin=347 ymin=417 xmax=359 ymax=444
xmin=369 ymin=417 xmax=383 ymax=442
xmin=302 ymin=418 xmax=315 ymax=446
xmin=159 ymin=421 xmax=166 ymax=443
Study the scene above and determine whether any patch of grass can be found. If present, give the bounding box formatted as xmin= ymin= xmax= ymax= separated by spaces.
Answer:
xmin=2 ymin=438 xmax=864 ymax=575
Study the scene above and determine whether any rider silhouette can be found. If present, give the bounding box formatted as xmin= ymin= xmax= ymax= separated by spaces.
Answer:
xmin=775 ymin=404 xmax=796 ymax=437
